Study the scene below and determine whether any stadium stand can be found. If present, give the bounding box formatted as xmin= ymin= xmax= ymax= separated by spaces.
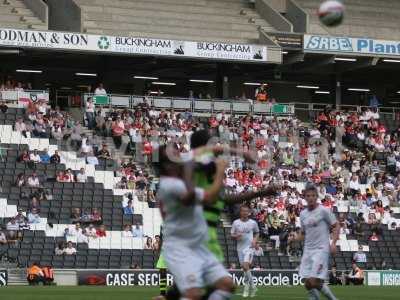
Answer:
xmin=73 ymin=0 xmax=275 ymax=43
xmin=0 ymin=94 xmax=400 ymax=274
xmin=0 ymin=0 xmax=48 ymax=30
xmin=296 ymin=0 xmax=400 ymax=40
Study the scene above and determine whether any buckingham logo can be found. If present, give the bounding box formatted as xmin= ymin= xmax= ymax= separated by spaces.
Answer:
xmin=197 ymin=42 xmax=251 ymax=53
xmin=305 ymin=36 xmax=353 ymax=52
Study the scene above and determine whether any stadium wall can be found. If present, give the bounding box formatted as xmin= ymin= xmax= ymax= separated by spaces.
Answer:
xmin=255 ymin=0 xmax=293 ymax=32
xmin=47 ymin=0 xmax=81 ymax=32
xmin=286 ymin=0 xmax=308 ymax=33
xmin=23 ymin=0 xmax=48 ymax=26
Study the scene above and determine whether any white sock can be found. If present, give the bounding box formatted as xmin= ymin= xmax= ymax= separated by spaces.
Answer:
xmin=308 ymin=289 xmax=320 ymax=300
xmin=245 ymin=270 xmax=254 ymax=288
xmin=320 ymin=284 xmax=338 ymax=300
xmin=208 ymin=290 xmax=232 ymax=300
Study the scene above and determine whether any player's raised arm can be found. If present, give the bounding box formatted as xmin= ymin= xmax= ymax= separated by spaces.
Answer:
xmin=223 ymin=184 xmax=279 ymax=204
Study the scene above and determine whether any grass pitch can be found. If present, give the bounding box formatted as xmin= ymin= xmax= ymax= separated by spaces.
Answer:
xmin=0 ymin=286 xmax=399 ymax=300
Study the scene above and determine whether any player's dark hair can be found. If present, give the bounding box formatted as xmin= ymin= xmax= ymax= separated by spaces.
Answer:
xmin=190 ymin=129 xmax=210 ymax=148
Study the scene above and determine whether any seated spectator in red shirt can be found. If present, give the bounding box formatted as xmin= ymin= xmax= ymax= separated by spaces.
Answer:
xmin=91 ymin=208 xmax=102 ymax=225
xmin=56 ymin=171 xmax=68 ymax=183
xmin=96 ymin=225 xmax=107 ymax=237
xmin=64 ymin=169 xmax=74 ymax=182
xmin=18 ymin=150 xmax=30 ymax=162
xmin=369 ymin=231 xmax=379 ymax=241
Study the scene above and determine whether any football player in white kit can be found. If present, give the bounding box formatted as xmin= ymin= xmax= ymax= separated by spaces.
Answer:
xmin=156 ymin=145 xmax=234 ymax=300
xmin=298 ymin=185 xmax=340 ymax=300
xmin=231 ymin=205 xmax=259 ymax=298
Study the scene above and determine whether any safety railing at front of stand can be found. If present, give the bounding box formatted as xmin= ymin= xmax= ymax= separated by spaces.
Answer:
xmin=82 ymin=94 xmax=400 ymax=119
xmin=0 ymin=90 xmax=49 ymax=106
xmin=83 ymin=93 xmax=295 ymax=116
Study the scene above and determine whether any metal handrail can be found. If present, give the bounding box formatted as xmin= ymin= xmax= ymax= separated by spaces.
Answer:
xmin=83 ymin=93 xmax=400 ymax=118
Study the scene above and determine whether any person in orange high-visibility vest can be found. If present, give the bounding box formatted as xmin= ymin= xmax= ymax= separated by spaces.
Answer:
xmin=42 ymin=266 xmax=54 ymax=285
xmin=256 ymin=84 xmax=268 ymax=102
xmin=27 ymin=262 xmax=44 ymax=285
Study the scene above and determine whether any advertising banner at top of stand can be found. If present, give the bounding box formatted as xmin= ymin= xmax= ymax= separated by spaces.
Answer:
xmin=0 ymin=28 xmax=271 ymax=63
xmin=304 ymin=34 xmax=400 ymax=57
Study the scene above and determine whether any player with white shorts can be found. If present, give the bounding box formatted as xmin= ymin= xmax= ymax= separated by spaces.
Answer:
xmin=231 ymin=205 xmax=259 ymax=298
xmin=298 ymin=185 xmax=340 ymax=300
xmin=156 ymin=146 xmax=234 ymax=300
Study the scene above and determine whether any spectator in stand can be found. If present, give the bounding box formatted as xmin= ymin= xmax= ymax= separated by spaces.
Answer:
xmin=15 ymin=209 xmax=28 ymax=226
xmin=55 ymin=242 xmax=65 ymax=255
xmin=50 ymin=150 xmax=61 ymax=164
xmin=27 ymin=172 xmax=40 ymax=188
xmin=144 ymin=237 xmax=153 ymax=250
xmin=40 ymin=149 xmax=50 ymax=164
xmin=369 ymin=231 xmax=380 ymax=241
xmin=91 ymin=208 xmax=102 ymax=225
xmin=353 ymin=245 xmax=367 ymax=264
xmin=17 ymin=150 xmax=30 ymax=163
xmin=122 ymin=225 xmax=133 ymax=237
xmin=70 ymin=208 xmax=81 ymax=224
xmin=27 ymin=208 xmax=41 ymax=224
xmin=15 ymin=117 xmax=27 ymax=138
xmin=123 ymin=199 xmax=134 ymax=215
xmin=76 ymin=168 xmax=87 ymax=183
xmin=97 ymin=144 xmax=112 ymax=160
xmin=0 ymin=229 xmax=7 ymax=245
xmin=63 ymin=242 xmax=77 ymax=255
xmin=96 ymin=225 xmax=107 ymax=237
xmin=86 ymin=151 xmax=99 ymax=166
xmin=15 ymin=173 xmax=26 ymax=187
xmin=132 ymin=223 xmax=143 ymax=238
xmin=56 ymin=171 xmax=68 ymax=183
xmin=6 ymin=218 xmax=19 ymax=232
xmin=85 ymin=98 xmax=95 ymax=130
xmin=29 ymin=149 xmax=41 ymax=164
xmin=153 ymin=235 xmax=161 ymax=251
xmin=85 ymin=224 xmax=98 ymax=239
xmin=147 ymin=189 xmax=156 ymax=208
xmin=64 ymin=169 xmax=74 ymax=182
xmin=94 ymin=83 xmax=107 ymax=95
xmin=111 ymin=116 xmax=125 ymax=149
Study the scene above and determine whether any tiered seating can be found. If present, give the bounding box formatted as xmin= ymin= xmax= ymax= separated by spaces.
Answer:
xmin=74 ymin=0 xmax=274 ymax=43
xmin=296 ymin=0 xmax=400 ymax=40
xmin=0 ymin=0 xmax=47 ymax=30
xmin=0 ymin=142 xmax=161 ymax=268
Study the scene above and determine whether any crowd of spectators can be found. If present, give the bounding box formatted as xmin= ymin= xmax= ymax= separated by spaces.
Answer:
xmin=4 ymin=85 xmax=400 ymax=270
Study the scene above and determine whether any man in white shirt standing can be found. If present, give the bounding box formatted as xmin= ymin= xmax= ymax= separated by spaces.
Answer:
xmin=85 ymin=98 xmax=95 ymax=130
xmin=94 ymin=83 xmax=107 ymax=95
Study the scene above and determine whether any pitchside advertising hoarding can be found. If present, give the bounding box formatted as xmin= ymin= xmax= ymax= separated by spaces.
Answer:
xmin=77 ymin=270 xmax=304 ymax=286
xmin=366 ymin=270 xmax=400 ymax=286
xmin=0 ymin=28 xmax=269 ymax=63
xmin=0 ymin=270 xmax=7 ymax=286
xmin=304 ymin=34 xmax=400 ymax=57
